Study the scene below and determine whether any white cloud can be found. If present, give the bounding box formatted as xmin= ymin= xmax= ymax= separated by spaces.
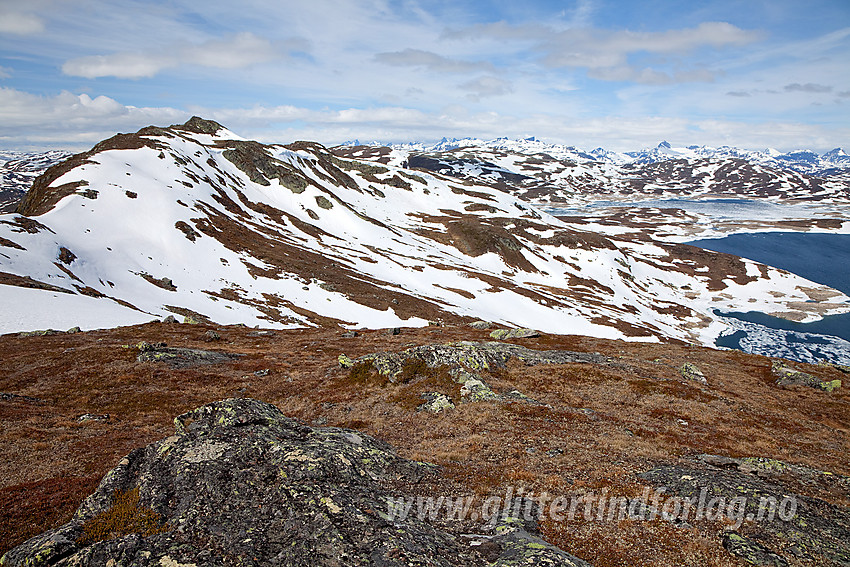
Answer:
xmin=62 ymin=33 xmax=281 ymax=79
xmin=444 ymin=21 xmax=761 ymax=84
xmin=2 ymin=86 xmax=847 ymax=153
xmin=62 ymin=53 xmax=170 ymax=80
xmin=784 ymin=83 xmax=833 ymax=93
xmin=0 ymin=87 xmax=185 ymax=147
xmin=0 ymin=10 xmax=45 ymax=35
xmin=460 ymin=76 xmax=514 ymax=100
xmin=374 ymin=49 xmax=493 ymax=73
xmin=0 ymin=66 xmax=11 ymax=79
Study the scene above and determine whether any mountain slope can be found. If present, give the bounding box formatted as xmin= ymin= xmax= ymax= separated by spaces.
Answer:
xmin=1 ymin=118 xmax=847 ymax=346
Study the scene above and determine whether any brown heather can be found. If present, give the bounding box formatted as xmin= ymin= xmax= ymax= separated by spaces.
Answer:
xmin=0 ymin=322 xmax=848 ymax=566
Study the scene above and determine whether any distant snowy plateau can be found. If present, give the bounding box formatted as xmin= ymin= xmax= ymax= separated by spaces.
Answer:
xmin=2 ymin=119 xmax=849 ymax=363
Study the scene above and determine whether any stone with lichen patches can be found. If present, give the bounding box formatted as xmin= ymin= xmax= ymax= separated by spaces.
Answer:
xmin=489 ymin=328 xmax=540 ymax=339
xmin=680 ymin=362 xmax=707 ymax=384
xmin=417 ymin=392 xmax=455 ymax=413
xmin=3 ymin=398 xmax=542 ymax=566
xmin=772 ymin=360 xmax=840 ymax=391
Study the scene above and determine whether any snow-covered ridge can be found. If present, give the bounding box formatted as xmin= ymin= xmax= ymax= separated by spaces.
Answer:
xmin=1 ymin=117 xmax=848 ymax=344
xmin=370 ymin=138 xmax=850 ymax=177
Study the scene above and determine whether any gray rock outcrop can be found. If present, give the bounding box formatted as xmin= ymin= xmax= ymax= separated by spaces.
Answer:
xmin=2 ymin=398 xmax=591 ymax=566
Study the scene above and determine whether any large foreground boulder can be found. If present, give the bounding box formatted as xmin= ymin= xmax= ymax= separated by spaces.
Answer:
xmin=2 ymin=398 xmax=590 ymax=566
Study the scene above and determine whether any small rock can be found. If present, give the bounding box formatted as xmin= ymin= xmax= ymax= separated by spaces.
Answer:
xmin=253 ymin=369 xmax=269 ymax=377
xmin=417 ymin=392 xmax=455 ymax=413
xmin=501 ymin=389 xmax=541 ymax=404
xmin=467 ymin=320 xmax=492 ymax=330
xmin=77 ymin=413 xmax=109 ymax=423
xmin=66 ymin=326 xmax=81 ymax=334
xmin=183 ymin=315 xmax=202 ymax=325
xmin=341 ymin=331 xmax=359 ymax=338
xmin=489 ymin=328 xmax=540 ymax=340
xmin=247 ymin=330 xmax=275 ymax=337
xmin=680 ymin=362 xmax=707 ymax=384
xmin=162 ymin=315 xmax=178 ymax=324
xmin=460 ymin=379 xmax=500 ymax=402
xmin=386 ymin=327 xmax=401 ymax=336
xmin=338 ymin=354 xmax=354 ymax=368
xmin=18 ymin=329 xmax=60 ymax=337
xmin=203 ymin=330 xmax=221 ymax=342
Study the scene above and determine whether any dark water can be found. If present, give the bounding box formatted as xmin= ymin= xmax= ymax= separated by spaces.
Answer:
xmin=687 ymin=232 xmax=850 ymax=362
xmin=688 ymin=232 xmax=850 ymax=296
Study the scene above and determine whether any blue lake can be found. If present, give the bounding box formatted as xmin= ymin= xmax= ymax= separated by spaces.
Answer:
xmin=687 ymin=232 xmax=850 ymax=362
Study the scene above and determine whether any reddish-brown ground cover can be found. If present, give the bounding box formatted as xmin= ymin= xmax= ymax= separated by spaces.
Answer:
xmin=1 ymin=322 xmax=847 ymax=565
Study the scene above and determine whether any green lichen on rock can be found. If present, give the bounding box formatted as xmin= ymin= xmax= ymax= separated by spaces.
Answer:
xmin=490 ymin=328 xmax=540 ymax=340
xmin=722 ymin=532 xmax=788 ymax=567
xmin=417 ymin=392 xmax=455 ymax=413
xmin=488 ymin=504 xmax=592 ymax=567
xmin=460 ymin=378 xmax=499 ymax=402
xmin=18 ymin=329 xmax=61 ymax=337
xmin=4 ymin=398 xmax=590 ymax=566
xmin=346 ymin=341 xmax=604 ymax=384
xmin=680 ymin=362 xmax=707 ymax=384
xmin=340 ymin=342 xmax=603 ymax=411
xmin=136 ymin=344 xmax=239 ymax=369
xmin=641 ymin=454 xmax=850 ymax=567
xmin=337 ymin=354 xmax=354 ymax=368
xmin=772 ymin=361 xmax=839 ymax=391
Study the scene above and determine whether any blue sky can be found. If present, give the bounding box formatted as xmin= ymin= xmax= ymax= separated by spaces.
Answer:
xmin=1 ymin=0 xmax=848 ymax=151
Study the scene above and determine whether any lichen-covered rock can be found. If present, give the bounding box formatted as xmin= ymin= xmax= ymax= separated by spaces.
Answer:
xmin=490 ymin=512 xmax=592 ymax=567
xmin=347 ymin=341 xmax=606 ymax=383
xmin=490 ymin=328 xmax=540 ymax=340
xmin=640 ymin=455 xmax=850 ymax=566
xmin=135 ymin=344 xmax=239 ymax=369
xmin=772 ymin=361 xmax=840 ymax=391
xmin=468 ymin=320 xmax=492 ymax=330
xmin=722 ymin=532 xmax=788 ymax=566
xmin=460 ymin=378 xmax=500 ymax=402
xmin=315 ymin=195 xmax=334 ymax=209
xmin=18 ymin=329 xmax=61 ymax=337
xmin=417 ymin=392 xmax=455 ymax=413
xmin=680 ymin=362 xmax=707 ymax=384
xmin=2 ymin=399 xmax=484 ymax=566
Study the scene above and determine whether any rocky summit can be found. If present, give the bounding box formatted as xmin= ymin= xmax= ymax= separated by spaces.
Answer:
xmin=1 ymin=398 xmax=589 ymax=566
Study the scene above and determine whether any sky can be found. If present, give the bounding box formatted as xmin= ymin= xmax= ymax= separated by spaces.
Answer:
xmin=0 ymin=0 xmax=848 ymax=152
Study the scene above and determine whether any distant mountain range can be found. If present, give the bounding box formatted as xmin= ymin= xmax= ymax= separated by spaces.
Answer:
xmin=335 ymin=138 xmax=850 ymax=206
xmin=344 ymin=138 xmax=850 ymax=177
xmin=2 ymin=117 xmax=846 ymax=342
xmin=0 ymin=150 xmax=73 ymax=212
